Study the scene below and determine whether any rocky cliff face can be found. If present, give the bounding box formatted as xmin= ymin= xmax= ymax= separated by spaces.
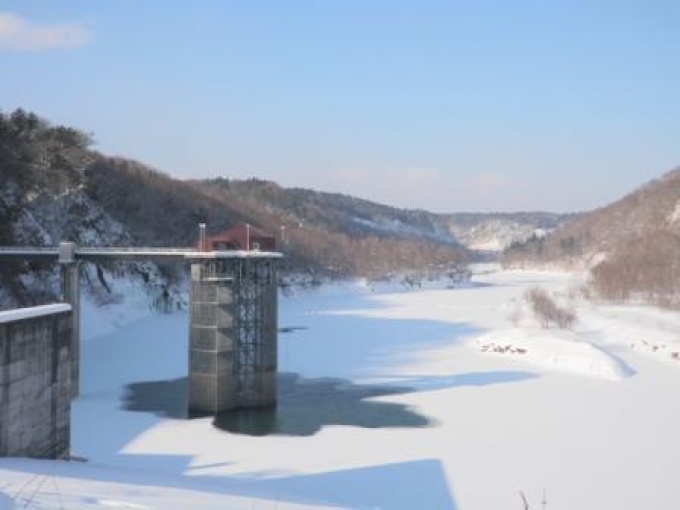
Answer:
xmin=0 ymin=110 xmax=180 ymax=309
xmin=0 ymin=181 xmax=179 ymax=310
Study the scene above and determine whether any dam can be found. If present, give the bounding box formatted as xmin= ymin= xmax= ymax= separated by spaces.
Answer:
xmin=0 ymin=242 xmax=280 ymax=458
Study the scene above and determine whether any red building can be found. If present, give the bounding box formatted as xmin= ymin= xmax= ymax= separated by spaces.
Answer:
xmin=199 ymin=224 xmax=277 ymax=252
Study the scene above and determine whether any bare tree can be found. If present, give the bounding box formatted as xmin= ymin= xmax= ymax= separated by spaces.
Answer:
xmin=525 ymin=287 xmax=576 ymax=329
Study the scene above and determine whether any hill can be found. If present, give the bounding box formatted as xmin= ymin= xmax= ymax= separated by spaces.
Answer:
xmin=503 ymin=168 xmax=680 ymax=307
xmin=0 ymin=108 xmax=571 ymax=307
xmin=0 ymin=109 xmax=469 ymax=306
xmin=443 ymin=212 xmax=569 ymax=252
xmin=197 ymin=179 xmax=571 ymax=254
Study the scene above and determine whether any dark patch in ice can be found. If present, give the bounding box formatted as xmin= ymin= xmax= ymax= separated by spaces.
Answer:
xmin=211 ymin=373 xmax=431 ymax=436
xmin=124 ymin=373 xmax=430 ymax=436
xmin=124 ymin=369 xmax=536 ymax=437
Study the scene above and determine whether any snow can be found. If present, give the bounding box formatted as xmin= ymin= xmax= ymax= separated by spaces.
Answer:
xmin=471 ymin=329 xmax=628 ymax=381
xmin=350 ymin=216 xmax=453 ymax=244
xmin=0 ymin=303 xmax=71 ymax=324
xmin=2 ymin=266 xmax=680 ymax=509
xmin=466 ymin=238 xmax=504 ymax=251
xmin=447 ymin=219 xmax=553 ymax=252
xmin=80 ymin=277 xmax=172 ymax=340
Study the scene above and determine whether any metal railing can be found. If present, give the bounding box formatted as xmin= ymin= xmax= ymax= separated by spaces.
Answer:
xmin=0 ymin=245 xmax=282 ymax=262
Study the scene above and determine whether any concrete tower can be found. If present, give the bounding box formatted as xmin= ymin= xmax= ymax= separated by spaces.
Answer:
xmin=188 ymin=256 xmax=278 ymax=413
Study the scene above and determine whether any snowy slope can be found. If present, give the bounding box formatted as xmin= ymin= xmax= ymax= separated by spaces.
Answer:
xmin=444 ymin=213 xmax=567 ymax=252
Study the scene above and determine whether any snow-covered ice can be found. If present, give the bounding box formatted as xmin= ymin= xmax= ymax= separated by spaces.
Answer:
xmin=1 ymin=266 xmax=679 ymax=509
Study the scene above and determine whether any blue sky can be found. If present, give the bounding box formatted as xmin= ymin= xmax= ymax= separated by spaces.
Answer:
xmin=1 ymin=1 xmax=678 ymax=212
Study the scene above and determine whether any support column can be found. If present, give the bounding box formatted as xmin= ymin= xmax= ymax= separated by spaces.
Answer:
xmin=188 ymin=257 xmax=278 ymax=414
xmin=59 ymin=242 xmax=80 ymax=399
xmin=188 ymin=260 xmax=237 ymax=413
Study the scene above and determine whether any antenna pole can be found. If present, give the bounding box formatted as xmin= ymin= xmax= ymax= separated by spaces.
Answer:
xmin=198 ymin=223 xmax=206 ymax=251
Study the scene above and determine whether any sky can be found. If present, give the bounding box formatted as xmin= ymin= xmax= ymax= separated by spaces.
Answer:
xmin=1 ymin=1 xmax=679 ymax=213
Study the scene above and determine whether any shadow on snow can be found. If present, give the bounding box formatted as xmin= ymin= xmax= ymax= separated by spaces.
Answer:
xmin=1 ymin=457 xmax=460 ymax=510
xmin=238 ymin=458 xmax=459 ymax=510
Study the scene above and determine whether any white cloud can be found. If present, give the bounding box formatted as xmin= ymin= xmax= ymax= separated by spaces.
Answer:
xmin=0 ymin=12 xmax=90 ymax=51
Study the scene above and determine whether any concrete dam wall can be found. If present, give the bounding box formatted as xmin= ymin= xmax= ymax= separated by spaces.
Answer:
xmin=0 ymin=304 xmax=75 ymax=458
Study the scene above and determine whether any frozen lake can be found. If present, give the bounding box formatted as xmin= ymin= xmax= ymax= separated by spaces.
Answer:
xmin=2 ymin=266 xmax=680 ymax=509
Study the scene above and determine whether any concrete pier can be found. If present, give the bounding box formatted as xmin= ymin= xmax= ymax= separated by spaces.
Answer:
xmin=188 ymin=257 xmax=278 ymax=413
xmin=59 ymin=242 xmax=80 ymax=398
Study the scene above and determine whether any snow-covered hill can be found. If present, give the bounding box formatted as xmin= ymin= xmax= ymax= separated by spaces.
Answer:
xmin=503 ymin=167 xmax=680 ymax=268
xmin=444 ymin=212 xmax=566 ymax=252
xmin=212 ymin=179 xmax=571 ymax=254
